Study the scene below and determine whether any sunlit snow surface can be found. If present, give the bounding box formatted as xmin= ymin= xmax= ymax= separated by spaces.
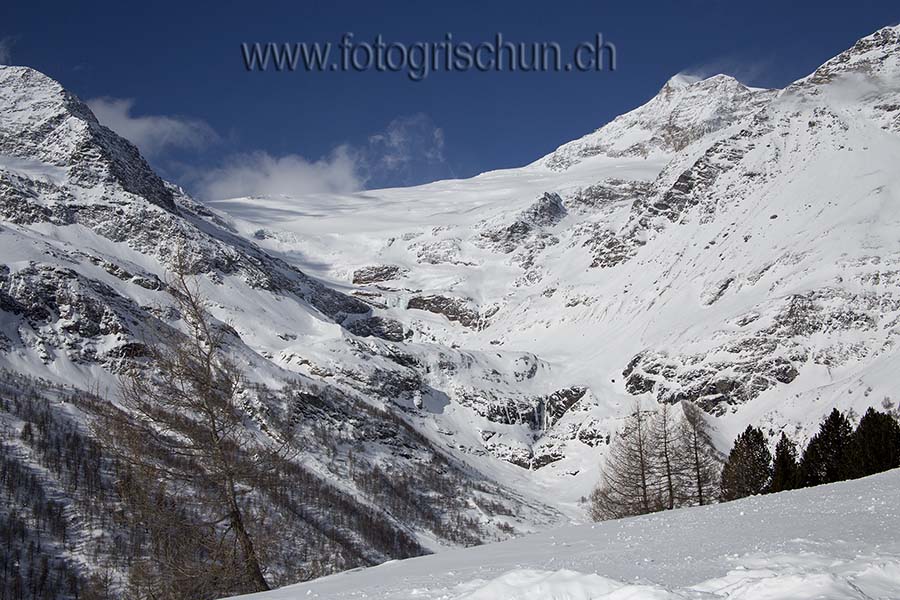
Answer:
xmin=231 ymin=470 xmax=900 ymax=599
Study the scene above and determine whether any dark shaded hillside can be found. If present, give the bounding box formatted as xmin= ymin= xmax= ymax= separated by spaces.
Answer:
xmin=0 ymin=371 xmax=532 ymax=599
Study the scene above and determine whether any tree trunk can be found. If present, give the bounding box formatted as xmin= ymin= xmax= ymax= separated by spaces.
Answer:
xmin=226 ymin=478 xmax=269 ymax=591
xmin=636 ymin=412 xmax=650 ymax=512
xmin=693 ymin=437 xmax=704 ymax=505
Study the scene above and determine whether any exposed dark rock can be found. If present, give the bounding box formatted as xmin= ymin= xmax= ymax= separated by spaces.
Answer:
xmin=567 ymin=180 xmax=652 ymax=212
xmin=480 ymin=193 xmax=566 ymax=255
xmin=531 ymin=450 xmax=564 ymax=469
xmin=352 ymin=264 xmax=408 ymax=285
xmin=344 ymin=316 xmax=405 ymax=342
xmin=539 ymin=386 xmax=588 ymax=428
xmin=482 ymin=220 xmax=533 ymax=254
xmin=625 ymin=372 xmax=657 ymax=395
xmin=702 ymin=277 xmax=735 ymax=305
xmin=582 ymin=227 xmax=640 ymax=268
xmin=407 ymin=295 xmax=484 ymax=329
xmin=520 ymin=193 xmax=567 ymax=227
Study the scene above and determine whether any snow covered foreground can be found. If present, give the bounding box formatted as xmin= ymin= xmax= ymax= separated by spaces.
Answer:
xmin=230 ymin=470 xmax=900 ymax=600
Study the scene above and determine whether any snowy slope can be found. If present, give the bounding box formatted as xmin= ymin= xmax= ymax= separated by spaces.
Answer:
xmin=206 ymin=25 xmax=900 ymax=509
xmin=229 ymin=469 xmax=900 ymax=600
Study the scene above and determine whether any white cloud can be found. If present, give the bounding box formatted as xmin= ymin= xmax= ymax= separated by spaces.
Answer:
xmin=194 ymin=148 xmax=361 ymax=200
xmin=0 ymin=37 xmax=14 ymax=64
xmin=678 ymin=56 xmax=772 ymax=88
xmin=361 ymin=113 xmax=447 ymax=180
xmin=86 ymin=97 xmax=219 ymax=156
xmin=192 ymin=113 xmax=450 ymax=200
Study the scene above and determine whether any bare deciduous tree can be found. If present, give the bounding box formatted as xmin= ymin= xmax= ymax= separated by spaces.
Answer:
xmin=96 ymin=260 xmax=282 ymax=598
xmin=678 ymin=402 xmax=720 ymax=506
xmin=590 ymin=401 xmax=660 ymax=520
xmin=590 ymin=400 xmax=722 ymax=521
xmin=653 ymin=402 xmax=684 ymax=510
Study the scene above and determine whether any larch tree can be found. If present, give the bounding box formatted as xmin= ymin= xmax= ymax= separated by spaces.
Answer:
xmin=590 ymin=402 xmax=660 ymax=521
xmin=678 ymin=401 xmax=720 ymax=506
xmin=652 ymin=402 xmax=684 ymax=510
xmin=95 ymin=258 xmax=285 ymax=598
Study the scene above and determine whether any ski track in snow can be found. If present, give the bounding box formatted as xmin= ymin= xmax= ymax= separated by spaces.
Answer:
xmin=230 ymin=469 xmax=900 ymax=599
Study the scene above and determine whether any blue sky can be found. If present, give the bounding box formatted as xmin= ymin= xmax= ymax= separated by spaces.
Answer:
xmin=2 ymin=1 xmax=898 ymax=198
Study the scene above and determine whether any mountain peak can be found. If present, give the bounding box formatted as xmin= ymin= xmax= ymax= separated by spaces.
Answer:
xmin=0 ymin=64 xmax=95 ymax=124
xmin=540 ymin=73 xmax=770 ymax=170
xmin=0 ymin=65 xmax=176 ymax=211
xmin=663 ymin=73 xmax=702 ymax=90
xmin=660 ymin=73 xmax=748 ymax=96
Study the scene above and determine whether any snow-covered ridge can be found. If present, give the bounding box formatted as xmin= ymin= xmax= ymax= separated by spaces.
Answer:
xmin=535 ymin=73 xmax=775 ymax=170
xmin=797 ymin=23 xmax=900 ymax=87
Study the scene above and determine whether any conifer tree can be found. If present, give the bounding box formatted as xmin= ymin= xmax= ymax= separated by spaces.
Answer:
xmin=769 ymin=432 xmax=800 ymax=493
xmin=720 ymin=425 xmax=772 ymax=501
xmin=846 ymin=407 xmax=900 ymax=478
xmin=799 ymin=408 xmax=853 ymax=487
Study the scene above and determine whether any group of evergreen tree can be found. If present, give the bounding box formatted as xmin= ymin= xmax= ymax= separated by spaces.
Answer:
xmin=720 ymin=407 xmax=900 ymax=501
xmin=589 ymin=402 xmax=720 ymax=520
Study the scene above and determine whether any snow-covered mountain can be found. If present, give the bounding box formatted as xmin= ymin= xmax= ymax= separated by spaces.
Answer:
xmin=2 ymin=22 xmax=900 ymax=583
xmin=0 ymin=64 xmax=564 ymax=584
xmin=539 ymin=72 xmax=774 ymax=169
xmin=207 ymin=25 xmax=900 ymax=502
